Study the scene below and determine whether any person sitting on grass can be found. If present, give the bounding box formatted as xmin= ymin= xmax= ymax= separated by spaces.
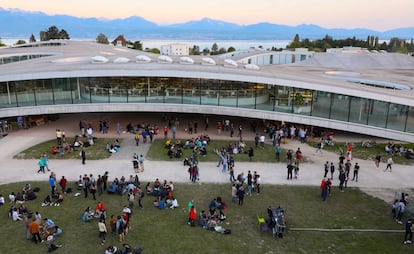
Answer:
xmin=42 ymin=195 xmax=52 ymax=206
xmin=82 ymin=206 xmax=94 ymax=222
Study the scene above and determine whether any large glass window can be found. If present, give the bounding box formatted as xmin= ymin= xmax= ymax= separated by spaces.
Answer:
xmin=367 ymin=100 xmax=388 ymax=128
xmin=330 ymin=94 xmax=350 ymax=121
xmin=219 ymin=80 xmax=238 ymax=108
xmin=406 ymin=107 xmax=414 ymax=134
xmin=349 ymin=97 xmax=369 ymax=125
xmin=387 ymin=103 xmax=408 ymax=132
xmin=0 ymin=82 xmax=18 ymax=108
xmin=197 ymin=79 xmax=217 ymax=106
xmin=292 ymin=88 xmax=312 ymax=116
xmin=15 ymin=81 xmax=36 ymax=106
xmin=311 ymin=91 xmax=331 ymax=119
xmin=274 ymin=86 xmax=292 ymax=113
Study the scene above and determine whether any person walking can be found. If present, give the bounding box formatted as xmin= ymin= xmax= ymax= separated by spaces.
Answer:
xmin=338 ymin=170 xmax=346 ymax=192
xmin=320 ymin=178 xmax=329 ymax=201
xmin=352 ymin=163 xmax=360 ymax=182
xmin=237 ymin=186 xmax=245 ymax=206
xmin=403 ymin=218 xmax=413 ymax=244
xmin=139 ymin=155 xmax=145 ymax=172
xmin=330 ymin=162 xmax=335 ymax=180
xmin=323 ymin=161 xmax=329 ymax=178
xmin=287 ymin=163 xmax=293 ymax=180
xmin=81 ymin=148 xmax=86 ymax=165
xmin=37 ymin=157 xmax=45 ymax=174
xmin=98 ymin=218 xmax=107 ymax=245
xmin=385 ymin=157 xmax=393 ymax=172
xmin=275 ymin=145 xmax=281 ymax=162
xmin=248 ymin=147 xmax=254 ymax=162
xmin=375 ymin=154 xmax=382 ymax=168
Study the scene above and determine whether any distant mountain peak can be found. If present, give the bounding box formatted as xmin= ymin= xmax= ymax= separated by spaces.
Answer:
xmin=0 ymin=8 xmax=413 ymax=40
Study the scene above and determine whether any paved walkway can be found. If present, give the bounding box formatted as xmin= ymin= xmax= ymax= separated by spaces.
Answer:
xmin=0 ymin=113 xmax=412 ymax=203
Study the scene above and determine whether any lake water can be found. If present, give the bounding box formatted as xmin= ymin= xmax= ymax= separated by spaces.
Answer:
xmin=2 ymin=38 xmax=290 ymax=50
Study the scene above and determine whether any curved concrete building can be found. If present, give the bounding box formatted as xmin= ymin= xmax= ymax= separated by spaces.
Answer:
xmin=1 ymin=40 xmax=414 ymax=141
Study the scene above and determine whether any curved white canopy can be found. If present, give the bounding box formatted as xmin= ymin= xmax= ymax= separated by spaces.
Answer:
xmin=158 ymin=55 xmax=173 ymax=63
xmin=244 ymin=64 xmax=260 ymax=70
xmin=180 ymin=56 xmax=194 ymax=64
xmin=135 ymin=55 xmax=151 ymax=63
xmin=91 ymin=55 xmax=109 ymax=63
xmin=202 ymin=57 xmax=216 ymax=65
xmin=224 ymin=59 xmax=238 ymax=67
xmin=113 ymin=57 xmax=130 ymax=63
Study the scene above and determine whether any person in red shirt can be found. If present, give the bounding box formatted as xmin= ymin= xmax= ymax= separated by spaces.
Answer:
xmin=95 ymin=201 xmax=106 ymax=213
xmin=59 ymin=176 xmax=67 ymax=194
xmin=188 ymin=206 xmax=196 ymax=226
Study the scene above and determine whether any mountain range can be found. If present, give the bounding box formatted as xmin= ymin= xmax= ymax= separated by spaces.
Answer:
xmin=1 ymin=8 xmax=413 ymax=41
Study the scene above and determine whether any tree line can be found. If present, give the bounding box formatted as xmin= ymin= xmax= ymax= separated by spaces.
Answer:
xmin=2 ymin=26 xmax=413 ymax=57
xmin=287 ymin=34 xmax=414 ymax=55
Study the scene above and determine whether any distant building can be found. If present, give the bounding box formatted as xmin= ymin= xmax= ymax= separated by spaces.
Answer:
xmin=112 ymin=35 xmax=128 ymax=47
xmin=160 ymin=43 xmax=189 ymax=56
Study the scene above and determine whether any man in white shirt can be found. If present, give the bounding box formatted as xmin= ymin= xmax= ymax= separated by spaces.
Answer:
xmin=259 ymin=135 xmax=265 ymax=149
xmin=12 ymin=208 xmax=22 ymax=221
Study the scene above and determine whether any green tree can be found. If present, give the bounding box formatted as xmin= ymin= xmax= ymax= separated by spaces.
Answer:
xmin=148 ymin=48 xmax=160 ymax=54
xmin=96 ymin=33 xmax=109 ymax=44
xmin=288 ymin=33 xmax=301 ymax=48
xmin=211 ymin=43 xmax=219 ymax=55
xmin=227 ymin=46 xmax=236 ymax=52
xmin=15 ymin=40 xmax=26 ymax=45
xmin=29 ymin=34 xmax=36 ymax=43
xmin=218 ymin=47 xmax=227 ymax=54
xmin=190 ymin=45 xmax=200 ymax=55
xmin=131 ymin=41 xmax=143 ymax=50
xmin=0 ymin=37 xmax=5 ymax=47
xmin=41 ymin=26 xmax=70 ymax=41
xmin=202 ymin=47 xmax=210 ymax=55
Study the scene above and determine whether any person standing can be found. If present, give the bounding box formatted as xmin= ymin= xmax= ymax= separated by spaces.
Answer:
xmin=403 ymin=218 xmax=413 ymax=244
xmin=248 ymin=147 xmax=254 ymax=162
xmin=59 ymin=176 xmax=67 ymax=194
xmin=385 ymin=157 xmax=393 ymax=172
xmin=338 ymin=170 xmax=346 ymax=192
xmin=375 ymin=154 xmax=382 ymax=168
xmin=287 ymin=163 xmax=293 ymax=180
xmin=139 ymin=155 xmax=145 ymax=172
xmin=29 ymin=218 xmax=42 ymax=244
xmin=237 ymin=186 xmax=245 ymax=206
xmin=330 ymin=162 xmax=335 ymax=180
xmin=352 ymin=163 xmax=360 ymax=182
xmin=116 ymin=122 xmax=121 ymax=135
xmin=98 ymin=218 xmax=107 ymax=245
xmin=275 ymin=145 xmax=281 ymax=162
xmin=102 ymin=171 xmax=109 ymax=192
xmin=324 ymin=161 xmax=329 ymax=178
xmin=81 ymin=148 xmax=86 ymax=165
xmin=320 ymin=178 xmax=329 ymax=201
xmin=188 ymin=206 xmax=196 ymax=226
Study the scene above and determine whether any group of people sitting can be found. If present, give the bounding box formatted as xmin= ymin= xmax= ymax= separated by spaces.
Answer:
xmin=108 ymin=175 xmax=141 ymax=195
xmin=385 ymin=142 xmax=414 ymax=159
xmin=147 ymin=179 xmax=179 ymax=209
xmin=41 ymin=193 xmax=64 ymax=207
xmin=106 ymin=139 xmax=121 ymax=153
xmin=196 ymin=197 xmax=231 ymax=234
xmin=81 ymin=201 xmax=107 ymax=222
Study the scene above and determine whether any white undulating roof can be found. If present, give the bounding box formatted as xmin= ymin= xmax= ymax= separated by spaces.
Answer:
xmin=0 ymin=40 xmax=414 ymax=106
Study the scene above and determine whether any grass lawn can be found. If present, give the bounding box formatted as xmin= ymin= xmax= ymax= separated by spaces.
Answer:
xmin=146 ymin=139 xmax=308 ymax=163
xmin=14 ymin=138 xmax=118 ymax=160
xmin=0 ymin=181 xmax=409 ymax=254
xmin=308 ymin=141 xmax=414 ymax=165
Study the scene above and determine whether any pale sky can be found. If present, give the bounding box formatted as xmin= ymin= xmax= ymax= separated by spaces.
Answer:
xmin=1 ymin=0 xmax=413 ymax=31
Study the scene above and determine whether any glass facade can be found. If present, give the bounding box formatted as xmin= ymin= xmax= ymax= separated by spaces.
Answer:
xmin=0 ymin=76 xmax=413 ymax=134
